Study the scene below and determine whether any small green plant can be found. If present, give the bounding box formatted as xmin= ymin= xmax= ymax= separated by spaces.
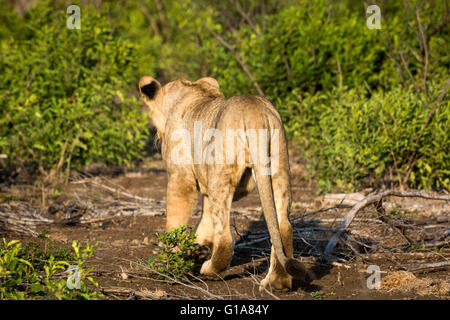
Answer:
xmin=410 ymin=242 xmax=429 ymax=253
xmin=0 ymin=238 xmax=103 ymax=300
xmin=310 ymin=291 xmax=323 ymax=299
xmin=143 ymin=226 xmax=196 ymax=283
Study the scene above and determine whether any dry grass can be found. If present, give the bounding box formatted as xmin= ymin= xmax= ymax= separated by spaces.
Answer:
xmin=381 ymin=270 xmax=450 ymax=296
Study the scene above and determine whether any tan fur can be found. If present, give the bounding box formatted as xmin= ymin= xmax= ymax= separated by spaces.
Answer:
xmin=139 ymin=76 xmax=306 ymax=291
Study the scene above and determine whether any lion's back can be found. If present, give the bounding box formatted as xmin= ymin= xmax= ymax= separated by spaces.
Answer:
xmin=215 ymin=94 xmax=283 ymax=131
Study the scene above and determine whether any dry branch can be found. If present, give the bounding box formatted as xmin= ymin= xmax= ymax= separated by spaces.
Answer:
xmin=323 ymin=192 xmax=365 ymax=205
xmin=235 ymin=236 xmax=270 ymax=248
xmin=324 ymin=190 xmax=450 ymax=259
xmin=406 ymin=260 xmax=450 ymax=274
xmin=0 ymin=206 xmax=54 ymax=235
xmin=101 ymin=287 xmax=164 ymax=300
xmin=126 ymin=259 xmax=225 ymax=300
xmin=88 ymin=180 xmax=161 ymax=203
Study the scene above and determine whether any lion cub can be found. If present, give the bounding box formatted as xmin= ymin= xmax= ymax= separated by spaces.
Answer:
xmin=139 ymin=76 xmax=306 ymax=291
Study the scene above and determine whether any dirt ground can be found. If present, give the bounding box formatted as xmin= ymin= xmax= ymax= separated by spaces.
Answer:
xmin=1 ymin=154 xmax=449 ymax=300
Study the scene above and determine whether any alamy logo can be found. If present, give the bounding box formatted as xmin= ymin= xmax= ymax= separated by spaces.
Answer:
xmin=67 ymin=5 xmax=81 ymax=30
xmin=366 ymin=265 xmax=381 ymax=289
xmin=366 ymin=5 xmax=381 ymax=29
xmin=170 ymin=121 xmax=279 ymax=175
xmin=66 ymin=265 xmax=81 ymax=290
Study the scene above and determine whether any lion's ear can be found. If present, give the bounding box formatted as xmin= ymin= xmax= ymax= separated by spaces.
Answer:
xmin=195 ymin=77 xmax=220 ymax=91
xmin=139 ymin=76 xmax=161 ymax=100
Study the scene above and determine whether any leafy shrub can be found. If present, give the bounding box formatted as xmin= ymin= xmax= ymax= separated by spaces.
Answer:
xmin=207 ymin=0 xmax=448 ymax=103
xmin=0 ymin=239 xmax=103 ymax=300
xmin=213 ymin=2 xmax=397 ymax=98
xmin=0 ymin=1 xmax=149 ymax=179
xmin=143 ymin=226 xmax=196 ymax=283
xmin=293 ymin=82 xmax=449 ymax=193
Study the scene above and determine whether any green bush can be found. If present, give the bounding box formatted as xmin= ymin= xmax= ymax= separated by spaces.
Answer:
xmin=293 ymin=82 xmax=449 ymax=193
xmin=212 ymin=2 xmax=398 ymax=98
xmin=142 ymin=226 xmax=196 ymax=283
xmin=0 ymin=238 xmax=103 ymax=300
xmin=207 ymin=0 xmax=448 ymax=101
xmin=0 ymin=1 xmax=149 ymax=179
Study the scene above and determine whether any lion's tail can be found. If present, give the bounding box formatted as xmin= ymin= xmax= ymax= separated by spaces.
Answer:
xmin=252 ymin=136 xmax=306 ymax=280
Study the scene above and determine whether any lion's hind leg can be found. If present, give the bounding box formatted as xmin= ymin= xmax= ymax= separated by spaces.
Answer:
xmin=260 ymin=168 xmax=305 ymax=291
xmin=199 ymin=166 xmax=244 ymax=278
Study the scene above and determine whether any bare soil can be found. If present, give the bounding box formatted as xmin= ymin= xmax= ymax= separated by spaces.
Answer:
xmin=1 ymin=154 xmax=449 ymax=300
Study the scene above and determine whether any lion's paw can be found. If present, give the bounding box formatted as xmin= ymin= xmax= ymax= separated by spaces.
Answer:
xmin=199 ymin=260 xmax=227 ymax=279
xmin=259 ymin=273 xmax=292 ymax=292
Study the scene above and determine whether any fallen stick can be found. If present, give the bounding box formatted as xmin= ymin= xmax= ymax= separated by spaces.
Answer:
xmin=0 ymin=210 xmax=53 ymax=235
xmin=423 ymin=240 xmax=449 ymax=248
xmin=235 ymin=236 xmax=270 ymax=248
xmin=294 ymin=226 xmax=339 ymax=233
xmin=406 ymin=260 xmax=450 ymax=274
xmin=293 ymin=218 xmax=383 ymax=225
xmin=324 ymin=190 xmax=450 ymax=259
xmin=323 ymin=192 xmax=365 ymax=205
xmin=89 ymin=180 xmax=160 ymax=203
xmin=234 ymin=246 xmax=271 ymax=253
xmin=101 ymin=287 xmax=164 ymax=300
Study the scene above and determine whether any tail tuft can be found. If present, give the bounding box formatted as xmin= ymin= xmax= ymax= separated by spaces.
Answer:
xmin=285 ymin=259 xmax=307 ymax=280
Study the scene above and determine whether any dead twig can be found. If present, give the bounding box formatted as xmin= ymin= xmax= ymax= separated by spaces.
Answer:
xmin=125 ymin=259 xmax=225 ymax=300
xmin=324 ymin=190 xmax=450 ymax=258
xmin=235 ymin=236 xmax=270 ymax=248
xmin=86 ymin=179 xmax=161 ymax=204
xmin=101 ymin=287 xmax=164 ymax=300
xmin=405 ymin=260 xmax=450 ymax=274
